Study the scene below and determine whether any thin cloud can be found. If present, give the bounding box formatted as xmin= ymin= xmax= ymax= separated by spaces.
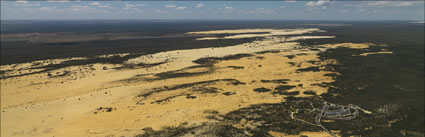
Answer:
xmin=305 ymin=0 xmax=332 ymax=11
xmin=356 ymin=1 xmax=424 ymax=8
xmin=46 ymin=0 xmax=70 ymax=3
xmin=196 ymin=3 xmax=205 ymax=8
xmin=305 ymin=0 xmax=330 ymax=7
xmin=39 ymin=6 xmax=57 ymax=11
xmin=16 ymin=0 xmax=28 ymax=4
xmin=15 ymin=0 xmax=31 ymax=7
xmin=176 ymin=6 xmax=187 ymax=10
xmin=123 ymin=4 xmax=137 ymax=10
xmin=165 ymin=5 xmax=176 ymax=8
xmin=245 ymin=8 xmax=276 ymax=15
xmin=70 ymin=5 xmax=95 ymax=12
xmin=90 ymin=2 xmax=101 ymax=6
xmin=98 ymin=5 xmax=109 ymax=8
xmin=88 ymin=2 xmax=109 ymax=9
xmin=224 ymin=6 xmax=234 ymax=10
xmin=165 ymin=5 xmax=186 ymax=10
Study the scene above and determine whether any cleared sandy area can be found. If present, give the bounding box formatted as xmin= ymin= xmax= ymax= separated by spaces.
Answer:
xmin=0 ymin=28 xmax=384 ymax=137
xmin=285 ymin=36 xmax=336 ymax=41
xmin=191 ymin=28 xmax=333 ymax=40
xmin=300 ymin=24 xmax=352 ymax=27
xmin=187 ymin=29 xmax=283 ymax=34
xmin=359 ymin=51 xmax=393 ymax=56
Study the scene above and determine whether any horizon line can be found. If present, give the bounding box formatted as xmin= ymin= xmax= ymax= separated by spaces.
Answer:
xmin=1 ymin=19 xmax=424 ymax=21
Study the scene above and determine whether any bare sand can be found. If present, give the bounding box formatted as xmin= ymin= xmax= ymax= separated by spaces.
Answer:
xmin=191 ymin=28 xmax=331 ymax=40
xmin=285 ymin=36 xmax=336 ymax=41
xmin=359 ymin=51 xmax=393 ymax=56
xmin=269 ymin=130 xmax=333 ymax=137
xmin=1 ymin=28 xmax=381 ymax=137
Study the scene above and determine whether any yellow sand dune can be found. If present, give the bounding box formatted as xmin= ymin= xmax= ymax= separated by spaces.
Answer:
xmin=1 ymin=28 xmax=380 ymax=137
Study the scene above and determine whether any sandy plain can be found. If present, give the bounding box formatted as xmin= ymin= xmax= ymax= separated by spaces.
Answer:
xmin=0 ymin=28 xmax=389 ymax=137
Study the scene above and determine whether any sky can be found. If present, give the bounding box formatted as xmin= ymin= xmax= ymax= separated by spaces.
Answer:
xmin=1 ymin=0 xmax=424 ymax=21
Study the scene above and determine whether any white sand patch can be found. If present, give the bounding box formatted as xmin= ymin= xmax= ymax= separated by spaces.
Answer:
xmin=195 ymin=37 xmax=219 ymax=40
xmin=187 ymin=29 xmax=280 ymax=34
xmin=126 ymin=37 xmax=300 ymax=66
xmin=97 ymin=53 xmax=130 ymax=58
xmin=223 ymin=33 xmax=273 ymax=39
xmin=285 ymin=36 xmax=336 ymax=41
xmin=301 ymin=24 xmax=352 ymax=27
xmin=321 ymin=43 xmax=374 ymax=49
xmin=190 ymin=28 xmax=327 ymax=40
xmin=359 ymin=51 xmax=393 ymax=56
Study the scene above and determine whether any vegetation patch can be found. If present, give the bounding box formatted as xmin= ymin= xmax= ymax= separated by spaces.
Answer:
xmin=227 ymin=66 xmax=244 ymax=69
xmin=192 ymin=54 xmax=254 ymax=65
xmin=273 ymin=91 xmax=300 ymax=96
xmin=274 ymin=85 xmax=297 ymax=91
xmin=93 ymin=107 xmax=116 ymax=114
xmin=285 ymin=55 xmax=295 ymax=59
xmin=222 ymin=92 xmax=236 ymax=96
xmin=303 ymin=91 xmax=317 ymax=95
xmin=137 ymin=79 xmax=244 ymax=98
xmin=253 ymin=87 xmax=272 ymax=93
xmin=191 ymin=87 xmax=220 ymax=94
xmin=260 ymin=79 xmax=289 ymax=84
xmin=151 ymin=94 xmax=184 ymax=104
xmin=297 ymin=67 xmax=320 ymax=72
xmin=255 ymin=50 xmax=280 ymax=54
